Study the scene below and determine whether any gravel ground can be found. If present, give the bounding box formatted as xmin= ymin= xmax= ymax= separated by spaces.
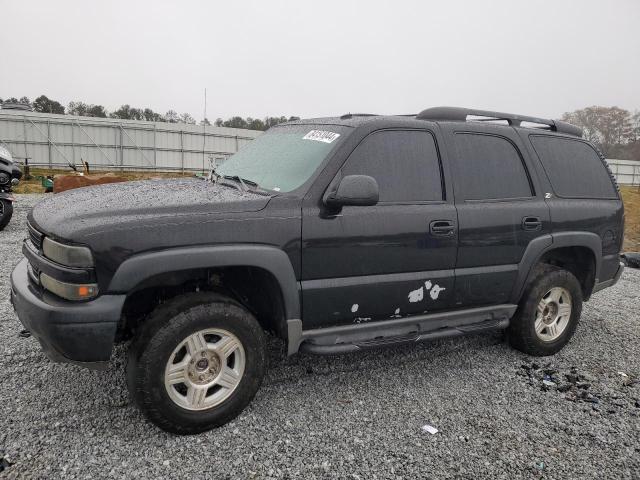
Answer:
xmin=1 ymin=194 xmax=639 ymax=479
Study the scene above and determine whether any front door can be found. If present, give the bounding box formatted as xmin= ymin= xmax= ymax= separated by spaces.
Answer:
xmin=300 ymin=128 xmax=457 ymax=329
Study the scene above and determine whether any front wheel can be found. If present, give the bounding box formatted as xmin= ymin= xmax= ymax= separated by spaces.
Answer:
xmin=0 ymin=199 xmax=13 ymax=231
xmin=127 ymin=293 xmax=267 ymax=434
xmin=508 ymin=265 xmax=583 ymax=356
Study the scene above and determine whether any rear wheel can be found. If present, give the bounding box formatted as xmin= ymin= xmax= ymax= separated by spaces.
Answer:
xmin=127 ymin=292 xmax=266 ymax=434
xmin=0 ymin=199 xmax=13 ymax=231
xmin=508 ymin=265 xmax=583 ymax=356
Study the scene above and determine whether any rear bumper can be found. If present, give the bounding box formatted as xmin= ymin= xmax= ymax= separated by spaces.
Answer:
xmin=10 ymin=258 xmax=125 ymax=369
xmin=593 ymin=261 xmax=624 ymax=294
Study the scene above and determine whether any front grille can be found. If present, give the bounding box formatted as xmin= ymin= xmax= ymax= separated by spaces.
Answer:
xmin=27 ymin=222 xmax=43 ymax=250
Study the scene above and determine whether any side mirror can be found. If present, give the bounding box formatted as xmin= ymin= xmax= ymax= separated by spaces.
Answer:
xmin=324 ymin=175 xmax=379 ymax=208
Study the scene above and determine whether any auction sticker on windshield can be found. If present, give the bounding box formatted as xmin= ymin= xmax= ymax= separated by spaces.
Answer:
xmin=303 ymin=130 xmax=341 ymax=144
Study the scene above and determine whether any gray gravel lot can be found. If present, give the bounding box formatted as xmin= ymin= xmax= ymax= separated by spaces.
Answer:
xmin=1 ymin=194 xmax=639 ymax=479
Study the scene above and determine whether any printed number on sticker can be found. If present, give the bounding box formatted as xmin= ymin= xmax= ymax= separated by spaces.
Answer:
xmin=303 ymin=130 xmax=340 ymax=144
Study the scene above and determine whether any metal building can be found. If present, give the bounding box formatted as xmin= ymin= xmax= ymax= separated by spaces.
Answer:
xmin=0 ymin=109 xmax=263 ymax=172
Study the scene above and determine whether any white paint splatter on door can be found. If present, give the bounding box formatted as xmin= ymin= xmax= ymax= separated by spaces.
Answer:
xmin=354 ymin=317 xmax=372 ymax=324
xmin=429 ymin=284 xmax=446 ymax=300
xmin=408 ymin=287 xmax=424 ymax=303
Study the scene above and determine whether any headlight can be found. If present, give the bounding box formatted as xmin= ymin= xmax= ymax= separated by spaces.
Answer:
xmin=42 ymin=237 xmax=94 ymax=268
xmin=0 ymin=172 xmax=9 ymax=185
xmin=11 ymin=178 xmax=19 ymax=186
xmin=40 ymin=272 xmax=98 ymax=301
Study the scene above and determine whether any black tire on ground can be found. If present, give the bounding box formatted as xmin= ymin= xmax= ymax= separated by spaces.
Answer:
xmin=126 ymin=292 xmax=267 ymax=434
xmin=622 ymin=253 xmax=640 ymax=269
xmin=0 ymin=199 xmax=13 ymax=231
xmin=507 ymin=264 xmax=583 ymax=357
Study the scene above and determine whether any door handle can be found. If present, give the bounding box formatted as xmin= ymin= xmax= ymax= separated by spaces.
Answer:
xmin=522 ymin=216 xmax=542 ymax=231
xmin=430 ymin=220 xmax=455 ymax=236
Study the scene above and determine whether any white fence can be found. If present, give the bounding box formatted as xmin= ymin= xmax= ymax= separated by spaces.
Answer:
xmin=0 ymin=109 xmax=263 ymax=172
xmin=606 ymin=159 xmax=640 ymax=186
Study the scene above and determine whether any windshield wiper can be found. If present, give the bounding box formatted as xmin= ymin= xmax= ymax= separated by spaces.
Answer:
xmin=222 ymin=175 xmax=258 ymax=192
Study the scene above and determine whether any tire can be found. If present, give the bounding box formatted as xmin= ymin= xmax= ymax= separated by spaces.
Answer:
xmin=622 ymin=253 xmax=640 ymax=269
xmin=0 ymin=199 xmax=13 ymax=231
xmin=127 ymin=292 xmax=267 ymax=434
xmin=507 ymin=265 xmax=583 ymax=356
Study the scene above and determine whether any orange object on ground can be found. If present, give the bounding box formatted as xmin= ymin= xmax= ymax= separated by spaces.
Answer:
xmin=53 ymin=173 xmax=127 ymax=193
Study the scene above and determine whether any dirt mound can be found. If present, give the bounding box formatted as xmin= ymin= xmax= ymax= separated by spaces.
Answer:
xmin=53 ymin=173 xmax=127 ymax=193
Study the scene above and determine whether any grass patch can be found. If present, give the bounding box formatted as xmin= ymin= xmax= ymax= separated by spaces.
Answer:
xmin=621 ymin=186 xmax=640 ymax=252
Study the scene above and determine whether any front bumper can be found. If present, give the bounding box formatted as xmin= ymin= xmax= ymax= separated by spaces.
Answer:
xmin=10 ymin=258 xmax=126 ymax=369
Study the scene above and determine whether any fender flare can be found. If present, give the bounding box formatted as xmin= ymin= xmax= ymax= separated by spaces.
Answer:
xmin=0 ymin=192 xmax=16 ymax=202
xmin=510 ymin=232 xmax=602 ymax=303
xmin=108 ymin=245 xmax=301 ymax=320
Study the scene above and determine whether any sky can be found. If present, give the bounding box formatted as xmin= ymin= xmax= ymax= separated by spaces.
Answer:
xmin=1 ymin=0 xmax=639 ymax=122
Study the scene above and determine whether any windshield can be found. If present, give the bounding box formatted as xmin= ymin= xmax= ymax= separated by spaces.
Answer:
xmin=217 ymin=125 xmax=350 ymax=192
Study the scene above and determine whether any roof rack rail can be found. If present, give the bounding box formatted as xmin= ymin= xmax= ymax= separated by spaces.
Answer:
xmin=416 ymin=106 xmax=583 ymax=137
xmin=340 ymin=113 xmax=378 ymax=120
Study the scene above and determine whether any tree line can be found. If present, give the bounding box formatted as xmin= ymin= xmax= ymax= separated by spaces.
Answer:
xmin=561 ymin=106 xmax=639 ymax=160
xmin=3 ymin=95 xmax=638 ymax=155
xmin=0 ymin=95 xmax=298 ymax=131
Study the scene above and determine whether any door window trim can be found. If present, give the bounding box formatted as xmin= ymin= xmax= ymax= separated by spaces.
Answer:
xmin=330 ymin=128 xmax=447 ymax=206
xmin=452 ymin=131 xmax=536 ymax=202
xmin=528 ymin=133 xmax=619 ymax=200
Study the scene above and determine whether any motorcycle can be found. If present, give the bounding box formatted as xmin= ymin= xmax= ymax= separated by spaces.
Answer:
xmin=0 ymin=145 xmax=22 ymax=231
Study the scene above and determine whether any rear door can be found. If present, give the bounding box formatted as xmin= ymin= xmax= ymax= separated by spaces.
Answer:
xmin=300 ymin=128 xmax=458 ymax=329
xmin=442 ymin=123 xmax=551 ymax=308
xmin=525 ymin=134 xmax=623 ymax=281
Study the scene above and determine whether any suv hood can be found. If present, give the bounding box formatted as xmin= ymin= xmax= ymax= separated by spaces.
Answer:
xmin=30 ymin=178 xmax=271 ymax=241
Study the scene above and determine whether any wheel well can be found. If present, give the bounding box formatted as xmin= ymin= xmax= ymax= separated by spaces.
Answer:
xmin=538 ymin=246 xmax=596 ymax=299
xmin=117 ymin=266 xmax=287 ymax=342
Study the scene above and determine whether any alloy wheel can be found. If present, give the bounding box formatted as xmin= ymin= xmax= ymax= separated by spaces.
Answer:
xmin=164 ymin=328 xmax=246 ymax=411
xmin=534 ymin=287 xmax=572 ymax=342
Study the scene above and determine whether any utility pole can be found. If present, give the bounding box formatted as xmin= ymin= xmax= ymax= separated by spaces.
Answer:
xmin=202 ymin=88 xmax=207 ymax=174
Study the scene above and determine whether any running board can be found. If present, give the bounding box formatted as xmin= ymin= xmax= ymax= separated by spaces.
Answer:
xmin=289 ymin=304 xmax=516 ymax=355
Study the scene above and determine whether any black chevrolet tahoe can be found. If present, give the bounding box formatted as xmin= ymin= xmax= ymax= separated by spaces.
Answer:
xmin=10 ymin=107 xmax=625 ymax=434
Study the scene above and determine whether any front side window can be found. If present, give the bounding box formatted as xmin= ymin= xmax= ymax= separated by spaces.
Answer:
xmin=217 ymin=124 xmax=350 ymax=192
xmin=341 ymin=130 xmax=443 ymax=202
xmin=452 ymin=133 xmax=533 ymax=200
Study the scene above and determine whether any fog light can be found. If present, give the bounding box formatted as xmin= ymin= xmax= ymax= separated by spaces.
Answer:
xmin=40 ymin=272 xmax=98 ymax=301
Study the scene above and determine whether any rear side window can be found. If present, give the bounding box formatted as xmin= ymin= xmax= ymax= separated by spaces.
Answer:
xmin=341 ymin=130 xmax=443 ymax=202
xmin=530 ymin=136 xmax=617 ymax=199
xmin=452 ymin=133 xmax=533 ymax=200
